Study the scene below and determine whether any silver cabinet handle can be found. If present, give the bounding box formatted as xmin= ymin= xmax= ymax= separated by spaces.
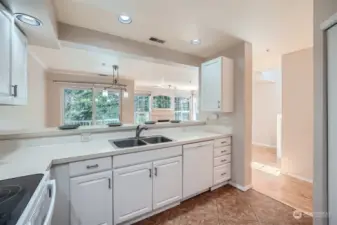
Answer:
xmin=221 ymin=172 xmax=227 ymax=176
xmin=221 ymin=150 xmax=227 ymax=153
xmin=221 ymin=141 xmax=227 ymax=144
xmin=108 ymin=178 xmax=111 ymax=189
xmin=218 ymin=100 xmax=221 ymax=109
xmin=11 ymin=85 xmax=18 ymax=97
xmin=154 ymin=167 xmax=158 ymax=176
xmin=86 ymin=164 xmax=99 ymax=169
xmin=221 ymin=159 xmax=227 ymax=163
xmin=149 ymin=169 xmax=152 ymax=178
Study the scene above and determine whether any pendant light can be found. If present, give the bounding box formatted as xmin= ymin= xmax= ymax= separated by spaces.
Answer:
xmin=103 ymin=65 xmax=128 ymax=98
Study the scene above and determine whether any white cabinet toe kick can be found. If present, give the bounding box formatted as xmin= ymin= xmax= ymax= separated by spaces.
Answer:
xmin=51 ymin=136 xmax=232 ymax=225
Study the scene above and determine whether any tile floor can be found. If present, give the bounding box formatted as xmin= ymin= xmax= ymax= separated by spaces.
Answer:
xmin=134 ymin=186 xmax=312 ymax=225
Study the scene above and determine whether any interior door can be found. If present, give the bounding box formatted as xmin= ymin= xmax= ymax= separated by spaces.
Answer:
xmin=114 ymin=162 xmax=153 ymax=224
xmin=70 ymin=171 xmax=113 ymax=225
xmin=0 ymin=7 xmax=11 ymax=97
xmin=153 ymin=156 xmax=182 ymax=210
xmin=201 ymin=58 xmax=222 ymax=111
xmin=327 ymin=23 xmax=337 ymax=225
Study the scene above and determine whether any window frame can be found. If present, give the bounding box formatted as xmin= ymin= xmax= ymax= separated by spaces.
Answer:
xmin=61 ymin=86 xmax=122 ymax=126
xmin=134 ymin=94 xmax=151 ymax=124
xmin=174 ymin=96 xmax=191 ymax=121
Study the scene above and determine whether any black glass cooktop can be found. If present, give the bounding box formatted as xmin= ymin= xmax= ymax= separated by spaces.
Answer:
xmin=0 ymin=174 xmax=43 ymax=225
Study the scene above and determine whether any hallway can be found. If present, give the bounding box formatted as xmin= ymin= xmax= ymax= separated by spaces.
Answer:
xmin=251 ymin=145 xmax=313 ymax=214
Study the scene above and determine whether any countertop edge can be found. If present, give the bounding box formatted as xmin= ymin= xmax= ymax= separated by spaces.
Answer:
xmin=0 ymin=121 xmax=206 ymax=141
xmin=51 ymin=133 xmax=232 ymax=166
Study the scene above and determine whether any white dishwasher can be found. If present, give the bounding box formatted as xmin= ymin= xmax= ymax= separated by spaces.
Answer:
xmin=183 ymin=141 xmax=213 ymax=199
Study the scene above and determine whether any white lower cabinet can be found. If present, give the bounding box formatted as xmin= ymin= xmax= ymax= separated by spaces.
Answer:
xmin=113 ymin=156 xmax=182 ymax=224
xmin=113 ymin=162 xmax=153 ymax=224
xmin=153 ymin=157 xmax=182 ymax=209
xmin=70 ymin=171 xmax=113 ymax=225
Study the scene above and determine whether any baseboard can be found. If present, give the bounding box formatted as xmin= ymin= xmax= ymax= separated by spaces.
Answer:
xmin=229 ymin=181 xmax=252 ymax=191
xmin=252 ymin=142 xmax=277 ymax=148
xmin=282 ymin=172 xmax=313 ymax=183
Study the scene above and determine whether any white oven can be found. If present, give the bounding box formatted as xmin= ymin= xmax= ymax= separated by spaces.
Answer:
xmin=15 ymin=172 xmax=57 ymax=225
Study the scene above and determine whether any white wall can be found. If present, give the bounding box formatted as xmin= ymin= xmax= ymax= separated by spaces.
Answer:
xmin=0 ymin=54 xmax=46 ymax=131
xmin=252 ymin=69 xmax=281 ymax=147
xmin=282 ymin=48 xmax=313 ymax=182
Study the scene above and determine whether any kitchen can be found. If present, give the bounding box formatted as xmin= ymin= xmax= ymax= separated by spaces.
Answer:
xmin=0 ymin=0 xmax=313 ymax=225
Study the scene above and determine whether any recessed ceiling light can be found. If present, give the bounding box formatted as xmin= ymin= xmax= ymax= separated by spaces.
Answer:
xmin=118 ymin=14 xmax=132 ymax=24
xmin=14 ymin=13 xmax=42 ymax=26
xmin=191 ymin=39 xmax=201 ymax=45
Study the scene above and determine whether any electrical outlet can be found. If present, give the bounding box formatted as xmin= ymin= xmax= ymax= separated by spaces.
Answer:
xmin=81 ymin=133 xmax=91 ymax=142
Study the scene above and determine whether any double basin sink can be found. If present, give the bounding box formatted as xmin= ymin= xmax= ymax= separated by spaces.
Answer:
xmin=109 ymin=136 xmax=173 ymax=149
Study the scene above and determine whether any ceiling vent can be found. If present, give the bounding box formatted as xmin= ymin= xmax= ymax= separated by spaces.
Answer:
xmin=149 ymin=37 xmax=166 ymax=44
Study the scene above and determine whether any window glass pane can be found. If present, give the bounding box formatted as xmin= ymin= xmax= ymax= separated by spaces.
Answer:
xmin=174 ymin=97 xmax=190 ymax=121
xmin=95 ymin=91 xmax=120 ymax=125
xmin=64 ymin=88 xmax=93 ymax=126
xmin=134 ymin=95 xmax=150 ymax=124
xmin=153 ymin=95 xmax=171 ymax=108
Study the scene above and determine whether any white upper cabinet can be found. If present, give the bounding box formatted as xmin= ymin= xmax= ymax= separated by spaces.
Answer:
xmin=201 ymin=56 xmax=234 ymax=112
xmin=153 ymin=156 xmax=182 ymax=210
xmin=114 ymin=162 xmax=153 ymax=224
xmin=0 ymin=3 xmax=28 ymax=105
xmin=0 ymin=6 xmax=11 ymax=98
xmin=70 ymin=171 xmax=113 ymax=225
xmin=11 ymin=24 xmax=28 ymax=105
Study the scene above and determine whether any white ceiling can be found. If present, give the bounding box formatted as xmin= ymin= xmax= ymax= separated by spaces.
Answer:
xmin=29 ymin=45 xmax=199 ymax=90
xmin=54 ymin=0 xmax=313 ymax=71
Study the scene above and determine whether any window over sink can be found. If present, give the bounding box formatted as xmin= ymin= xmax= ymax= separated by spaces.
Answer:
xmin=63 ymin=88 xmax=120 ymax=126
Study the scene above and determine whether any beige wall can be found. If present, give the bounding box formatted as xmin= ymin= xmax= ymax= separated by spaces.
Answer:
xmin=200 ymin=42 xmax=253 ymax=188
xmin=281 ymin=48 xmax=313 ymax=181
xmin=46 ymin=71 xmax=135 ymax=127
xmin=314 ymin=1 xmax=337 ymax=224
xmin=0 ymin=54 xmax=46 ymax=130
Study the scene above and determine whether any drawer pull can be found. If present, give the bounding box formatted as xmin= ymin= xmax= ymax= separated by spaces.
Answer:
xmin=86 ymin=164 xmax=99 ymax=169
xmin=221 ymin=172 xmax=227 ymax=176
xmin=221 ymin=141 xmax=227 ymax=144
xmin=221 ymin=159 xmax=227 ymax=163
xmin=221 ymin=150 xmax=227 ymax=153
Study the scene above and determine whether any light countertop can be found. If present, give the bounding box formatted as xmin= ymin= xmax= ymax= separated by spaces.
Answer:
xmin=0 ymin=129 xmax=231 ymax=180
xmin=0 ymin=121 xmax=206 ymax=140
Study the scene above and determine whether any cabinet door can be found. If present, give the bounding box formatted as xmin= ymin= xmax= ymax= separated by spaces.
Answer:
xmin=11 ymin=25 xmax=28 ymax=105
xmin=153 ymin=156 xmax=182 ymax=210
xmin=0 ymin=7 xmax=11 ymax=97
xmin=201 ymin=58 xmax=222 ymax=111
xmin=114 ymin=162 xmax=152 ymax=224
xmin=70 ymin=171 xmax=113 ymax=225
xmin=183 ymin=143 xmax=213 ymax=198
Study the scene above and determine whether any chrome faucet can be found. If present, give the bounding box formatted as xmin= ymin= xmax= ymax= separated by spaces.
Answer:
xmin=135 ymin=125 xmax=148 ymax=139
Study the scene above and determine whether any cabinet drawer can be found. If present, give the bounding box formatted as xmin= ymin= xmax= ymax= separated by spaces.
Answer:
xmin=214 ymin=137 xmax=231 ymax=147
xmin=214 ymin=146 xmax=231 ymax=157
xmin=214 ymin=154 xmax=231 ymax=167
xmin=213 ymin=164 xmax=231 ymax=185
xmin=69 ymin=157 xmax=112 ymax=177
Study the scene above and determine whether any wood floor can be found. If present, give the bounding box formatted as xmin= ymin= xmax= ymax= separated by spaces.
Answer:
xmin=135 ymin=186 xmax=312 ymax=225
xmin=251 ymin=145 xmax=313 ymax=214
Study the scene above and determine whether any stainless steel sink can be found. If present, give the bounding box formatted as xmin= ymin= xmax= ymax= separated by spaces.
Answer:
xmin=109 ymin=138 xmax=147 ymax=148
xmin=109 ymin=135 xmax=173 ymax=148
xmin=141 ymin=136 xmax=173 ymax=144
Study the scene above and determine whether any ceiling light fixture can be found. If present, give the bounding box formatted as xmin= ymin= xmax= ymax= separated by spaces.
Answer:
xmin=191 ymin=39 xmax=201 ymax=45
xmin=103 ymin=65 xmax=129 ymax=98
xmin=118 ymin=14 xmax=132 ymax=24
xmin=14 ymin=13 xmax=42 ymax=26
